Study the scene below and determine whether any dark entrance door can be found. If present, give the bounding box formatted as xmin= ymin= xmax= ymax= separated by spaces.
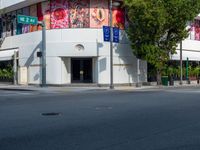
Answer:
xmin=71 ymin=58 xmax=93 ymax=83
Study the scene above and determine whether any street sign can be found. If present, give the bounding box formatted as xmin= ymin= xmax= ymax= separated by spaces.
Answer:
xmin=103 ymin=26 xmax=111 ymax=42
xmin=113 ymin=27 xmax=119 ymax=43
xmin=17 ymin=15 xmax=38 ymax=25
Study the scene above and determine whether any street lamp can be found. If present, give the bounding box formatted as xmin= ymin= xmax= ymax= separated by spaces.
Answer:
xmin=109 ymin=0 xmax=122 ymax=89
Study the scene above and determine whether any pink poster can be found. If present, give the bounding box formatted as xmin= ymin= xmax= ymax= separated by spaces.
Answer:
xmin=37 ymin=1 xmax=51 ymax=30
xmin=195 ymin=27 xmax=200 ymax=41
xmin=22 ymin=7 xmax=30 ymax=33
xmin=112 ymin=8 xmax=125 ymax=30
xmin=194 ymin=20 xmax=200 ymax=41
xmin=51 ymin=0 xmax=69 ymax=29
xmin=69 ymin=0 xmax=90 ymax=28
xmin=90 ymin=0 xmax=109 ymax=28
xmin=30 ymin=5 xmax=38 ymax=32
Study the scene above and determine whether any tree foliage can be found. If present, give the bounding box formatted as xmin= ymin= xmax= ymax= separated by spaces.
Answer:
xmin=125 ymin=0 xmax=200 ymax=71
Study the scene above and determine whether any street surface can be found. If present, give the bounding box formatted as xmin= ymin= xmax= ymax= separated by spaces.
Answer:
xmin=1 ymin=87 xmax=200 ymax=150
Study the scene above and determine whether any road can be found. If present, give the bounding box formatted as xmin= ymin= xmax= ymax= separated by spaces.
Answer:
xmin=1 ymin=87 xmax=200 ymax=150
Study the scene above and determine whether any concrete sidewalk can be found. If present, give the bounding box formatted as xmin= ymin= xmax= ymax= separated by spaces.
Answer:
xmin=0 ymin=82 xmax=200 ymax=93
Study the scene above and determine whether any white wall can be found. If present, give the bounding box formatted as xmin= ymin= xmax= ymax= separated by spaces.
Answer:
xmin=1 ymin=28 xmax=147 ymax=85
xmin=173 ymin=39 xmax=200 ymax=61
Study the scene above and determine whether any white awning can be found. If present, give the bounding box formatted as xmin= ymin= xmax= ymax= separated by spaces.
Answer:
xmin=171 ymin=50 xmax=200 ymax=61
xmin=0 ymin=49 xmax=18 ymax=61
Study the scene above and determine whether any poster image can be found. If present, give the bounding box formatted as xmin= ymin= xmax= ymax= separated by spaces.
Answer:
xmin=112 ymin=8 xmax=125 ymax=30
xmin=194 ymin=20 xmax=200 ymax=41
xmin=37 ymin=1 xmax=51 ymax=30
xmin=30 ymin=5 xmax=38 ymax=32
xmin=69 ymin=0 xmax=89 ymax=28
xmin=22 ymin=7 xmax=30 ymax=33
xmin=195 ymin=27 xmax=200 ymax=41
xmin=90 ymin=0 xmax=109 ymax=28
xmin=51 ymin=0 xmax=69 ymax=29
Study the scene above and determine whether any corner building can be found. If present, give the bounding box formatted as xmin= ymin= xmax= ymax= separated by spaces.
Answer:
xmin=0 ymin=0 xmax=147 ymax=85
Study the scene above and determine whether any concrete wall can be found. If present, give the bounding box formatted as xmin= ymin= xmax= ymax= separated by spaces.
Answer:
xmin=1 ymin=28 xmax=147 ymax=85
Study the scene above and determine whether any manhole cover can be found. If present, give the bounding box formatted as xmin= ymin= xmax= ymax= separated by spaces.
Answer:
xmin=41 ymin=112 xmax=61 ymax=116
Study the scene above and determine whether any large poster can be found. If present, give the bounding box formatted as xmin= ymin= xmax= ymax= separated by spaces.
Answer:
xmin=194 ymin=20 xmax=200 ymax=41
xmin=90 ymin=0 xmax=109 ymax=28
xmin=51 ymin=0 xmax=69 ymax=29
xmin=112 ymin=8 xmax=125 ymax=30
xmin=37 ymin=1 xmax=51 ymax=30
xmin=30 ymin=5 xmax=38 ymax=32
xmin=69 ymin=0 xmax=90 ymax=28
xmin=22 ymin=7 xmax=30 ymax=33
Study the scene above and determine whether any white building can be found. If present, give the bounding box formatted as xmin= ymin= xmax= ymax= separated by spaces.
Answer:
xmin=0 ymin=0 xmax=147 ymax=85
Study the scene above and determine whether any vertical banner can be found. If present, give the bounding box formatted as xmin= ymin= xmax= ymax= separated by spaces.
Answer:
xmin=112 ymin=8 xmax=125 ymax=30
xmin=69 ymin=0 xmax=89 ymax=28
xmin=30 ymin=4 xmax=38 ymax=32
xmin=113 ymin=27 xmax=119 ymax=43
xmin=195 ymin=20 xmax=200 ymax=41
xmin=22 ymin=7 xmax=30 ymax=33
xmin=50 ymin=0 xmax=69 ymax=29
xmin=103 ymin=26 xmax=110 ymax=42
xmin=16 ymin=9 xmax=23 ymax=35
xmin=90 ymin=0 xmax=109 ymax=28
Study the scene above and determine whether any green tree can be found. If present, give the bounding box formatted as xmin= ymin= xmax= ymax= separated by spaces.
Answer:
xmin=125 ymin=0 xmax=200 ymax=84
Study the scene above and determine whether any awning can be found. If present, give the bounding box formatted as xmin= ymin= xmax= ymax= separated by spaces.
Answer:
xmin=171 ymin=50 xmax=200 ymax=61
xmin=0 ymin=49 xmax=18 ymax=61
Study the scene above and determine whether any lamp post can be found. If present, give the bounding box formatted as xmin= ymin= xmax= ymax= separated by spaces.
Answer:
xmin=180 ymin=40 xmax=183 ymax=85
xmin=38 ymin=21 xmax=46 ymax=87
xmin=109 ymin=0 xmax=114 ymax=89
xmin=109 ymin=0 xmax=121 ymax=89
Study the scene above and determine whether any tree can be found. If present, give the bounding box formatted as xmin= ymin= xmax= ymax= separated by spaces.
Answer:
xmin=124 ymin=0 xmax=200 ymax=84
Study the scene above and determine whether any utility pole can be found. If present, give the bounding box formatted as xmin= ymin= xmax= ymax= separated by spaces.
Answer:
xmin=38 ymin=21 xmax=46 ymax=87
xmin=13 ymin=50 xmax=17 ymax=85
xmin=109 ymin=0 xmax=114 ymax=89
xmin=180 ymin=41 xmax=183 ymax=85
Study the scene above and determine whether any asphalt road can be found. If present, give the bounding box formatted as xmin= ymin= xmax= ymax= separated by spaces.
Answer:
xmin=1 ymin=87 xmax=200 ymax=150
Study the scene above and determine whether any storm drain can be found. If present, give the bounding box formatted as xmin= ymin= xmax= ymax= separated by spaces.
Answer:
xmin=41 ymin=112 xmax=61 ymax=116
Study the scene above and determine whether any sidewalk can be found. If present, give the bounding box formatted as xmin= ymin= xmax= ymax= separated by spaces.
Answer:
xmin=0 ymin=82 xmax=200 ymax=93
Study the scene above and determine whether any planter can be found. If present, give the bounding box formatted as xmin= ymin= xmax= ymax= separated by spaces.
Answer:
xmin=161 ymin=76 xmax=168 ymax=86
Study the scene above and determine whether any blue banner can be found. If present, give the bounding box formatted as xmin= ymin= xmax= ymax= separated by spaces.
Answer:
xmin=103 ymin=26 xmax=110 ymax=42
xmin=113 ymin=27 xmax=119 ymax=43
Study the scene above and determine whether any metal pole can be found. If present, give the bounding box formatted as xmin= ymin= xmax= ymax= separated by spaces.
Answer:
xmin=136 ymin=59 xmax=140 ymax=87
xmin=13 ymin=50 xmax=17 ymax=85
xmin=180 ymin=41 xmax=183 ymax=85
xmin=186 ymin=57 xmax=189 ymax=81
xmin=41 ymin=21 xmax=46 ymax=87
xmin=110 ymin=0 xmax=114 ymax=89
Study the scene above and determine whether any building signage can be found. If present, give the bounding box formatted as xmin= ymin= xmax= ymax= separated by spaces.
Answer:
xmin=113 ymin=27 xmax=119 ymax=43
xmin=17 ymin=15 xmax=38 ymax=25
xmin=103 ymin=26 xmax=111 ymax=42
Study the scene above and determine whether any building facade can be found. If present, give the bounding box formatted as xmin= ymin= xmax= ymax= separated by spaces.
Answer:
xmin=0 ymin=0 xmax=147 ymax=85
